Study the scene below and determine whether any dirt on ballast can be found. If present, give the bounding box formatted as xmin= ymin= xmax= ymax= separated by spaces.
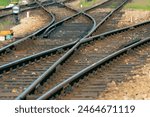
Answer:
xmin=65 ymin=0 xmax=108 ymax=10
xmin=117 ymin=9 xmax=150 ymax=27
xmin=11 ymin=15 xmax=49 ymax=38
xmin=98 ymin=58 xmax=150 ymax=100
xmin=0 ymin=9 xmax=50 ymax=48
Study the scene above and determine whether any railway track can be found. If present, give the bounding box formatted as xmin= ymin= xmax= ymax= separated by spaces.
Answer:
xmin=0 ymin=6 xmax=94 ymax=100
xmin=0 ymin=0 xmax=53 ymax=16
xmin=45 ymin=2 xmax=77 ymax=22
xmin=56 ymin=40 xmax=150 ymax=100
xmin=90 ymin=0 xmax=148 ymax=36
xmin=1 ymin=0 xmax=126 ymax=65
xmin=0 ymin=0 xmax=132 ymax=100
xmin=0 ymin=13 xmax=93 ymax=67
xmin=0 ymin=0 xmax=122 ymax=68
xmin=0 ymin=3 xmax=54 ymax=49
xmin=44 ymin=0 xmax=128 ymax=36
xmin=0 ymin=51 xmax=66 ymax=99
xmin=0 ymin=1 xmax=78 ymax=48
xmin=1 ymin=0 xmax=125 ymax=99
xmin=14 ymin=19 xmax=150 ymax=100
xmin=0 ymin=3 xmax=53 ymax=31
xmin=85 ymin=0 xmax=127 ymax=25
xmin=7 ymin=0 xmax=127 ymax=97
xmin=35 ymin=36 xmax=150 ymax=100
xmin=0 ymin=13 xmax=93 ymax=99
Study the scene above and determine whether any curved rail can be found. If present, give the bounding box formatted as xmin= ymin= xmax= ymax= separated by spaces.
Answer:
xmin=0 ymin=3 xmax=55 ymax=54
xmin=86 ymin=0 xmax=129 ymax=37
xmin=37 ymin=37 xmax=150 ymax=99
xmin=0 ymin=0 xmax=116 ymax=57
xmin=16 ymin=0 xmax=133 ymax=100
xmin=0 ymin=0 xmax=55 ymax=16
xmin=0 ymin=1 xmax=55 ymax=18
xmin=0 ymin=0 xmax=127 ymax=99
xmin=33 ymin=22 xmax=150 ymax=99
xmin=0 ymin=12 xmax=95 ymax=74
xmin=0 ymin=1 xmax=80 ymax=54
xmin=13 ymin=12 xmax=96 ymax=100
xmin=0 ymin=3 xmax=95 ymax=100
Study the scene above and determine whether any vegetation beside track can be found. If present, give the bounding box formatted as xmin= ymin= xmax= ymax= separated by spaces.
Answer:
xmin=80 ymin=0 xmax=106 ymax=7
xmin=0 ymin=0 xmax=19 ymax=7
xmin=79 ymin=0 xmax=150 ymax=10
xmin=125 ymin=0 xmax=150 ymax=10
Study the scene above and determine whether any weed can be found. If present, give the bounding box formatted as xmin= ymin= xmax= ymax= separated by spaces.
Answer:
xmin=125 ymin=0 xmax=150 ymax=10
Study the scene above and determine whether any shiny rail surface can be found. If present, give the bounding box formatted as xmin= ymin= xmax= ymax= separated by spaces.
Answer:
xmin=0 ymin=3 xmax=94 ymax=100
xmin=15 ymin=0 xmax=130 ymax=100
xmin=57 ymin=41 xmax=150 ymax=99
xmin=33 ymin=22 xmax=150 ymax=100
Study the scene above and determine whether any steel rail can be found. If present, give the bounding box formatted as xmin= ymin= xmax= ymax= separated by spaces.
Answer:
xmin=42 ymin=0 xmax=112 ymax=36
xmin=0 ymin=0 xmax=113 ymax=56
xmin=0 ymin=1 xmax=81 ymax=55
xmin=0 ymin=0 xmax=79 ymax=16
xmin=42 ymin=13 xmax=80 ymax=36
xmin=43 ymin=0 xmax=128 ymax=38
xmin=37 ymin=36 xmax=150 ymax=99
xmin=16 ymin=0 xmax=129 ymax=100
xmin=0 ymin=0 xmax=62 ymax=15
xmin=81 ymin=20 xmax=150 ymax=43
xmin=0 ymin=4 xmax=55 ymax=55
xmin=0 ymin=13 xmax=95 ymax=67
xmin=0 ymin=2 xmax=95 ymax=73
xmin=85 ymin=0 xmax=129 ymax=37
xmin=6 ymin=9 xmax=146 ymax=76
xmin=0 ymin=1 xmax=55 ymax=18
xmin=15 ymin=11 xmax=96 ymax=100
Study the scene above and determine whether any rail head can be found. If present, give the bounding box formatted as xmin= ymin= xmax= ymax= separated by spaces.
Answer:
xmin=0 ymin=0 xmax=54 ymax=18
xmin=0 ymin=41 xmax=75 ymax=74
xmin=43 ymin=12 xmax=79 ymax=36
xmin=16 ymin=0 xmax=131 ymax=100
xmin=0 ymin=0 xmax=96 ymax=72
xmin=16 ymin=10 xmax=96 ymax=100
xmin=0 ymin=2 xmax=55 ymax=55
xmin=1 ymin=0 xmax=115 ymax=54
xmin=37 ymin=37 xmax=150 ymax=100
xmin=86 ymin=0 xmax=129 ymax=37
xmin=43 ymin=0 xmax=117 ymax=36
xmin=81 ymin=20 xmax=150 ymax=44
xmin=36 ymin=15 xmax=150 ymax=100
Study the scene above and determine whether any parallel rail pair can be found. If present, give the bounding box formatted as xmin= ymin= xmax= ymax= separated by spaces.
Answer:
xmin=0 ymin=0 xmax=139 ymax=97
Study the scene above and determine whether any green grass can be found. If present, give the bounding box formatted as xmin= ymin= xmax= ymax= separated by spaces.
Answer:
xmin=0 ymin=0 xmax=10 ymax=6
xmin=80 ymin=0 xmax=104 ymax=8
xmin=80 ymin=0 xmax=150 ymax=10
xmin=0 ymin=20 xmax=13 ymax=30
xmin=0 ymin=0 xmax=19 ymax=7
xmin=125 ymin=0 xmax=150 ymax=10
